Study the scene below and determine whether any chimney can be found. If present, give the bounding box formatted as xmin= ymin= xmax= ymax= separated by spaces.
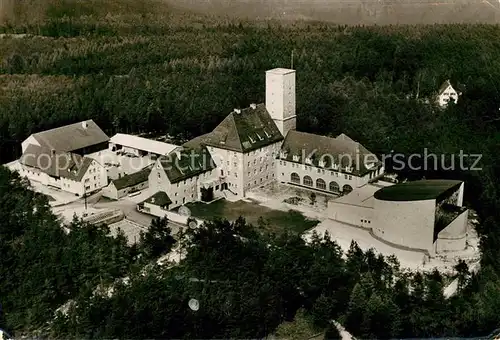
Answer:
xmin=82 ymin=121 xmax=88 ymax=129
xmin=250 ymin=103 xmax=257 ymax=110
xmin=151 ymin=197 xmax=155 ymax=204
xmin=234 ymin=108 xmax=241 ymax=114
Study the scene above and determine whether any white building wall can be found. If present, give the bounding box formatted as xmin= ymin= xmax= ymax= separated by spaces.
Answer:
xmin=328 ymin=201 xmax=374 ymax=228
xmin=60 ymin=160 xmax=108 ymax=196
xmin=373 ymin=198 xmax=436 ymax=254
xmin=148 ymin=160 xmax=219 ymax=209
xmin=82 ymin=160 xmax=108 ymax=193
xmin=266 ymin=68 xmax=296 ymax=137
xmin=102 ymin=181 xmax=149 ymax=200
xmin=456 ymin=182 xmax=464 ymax=207
xmin=206 ymin=146 xmax=245 ymax=198
xmin=242 ymin=143 xmax=280 ymax=193
xmin=20 ymin=166 xmax=50 ymax=186
xmin=60 ymin=178 xmax=83 ymax=195
xmin=435 ymin=209 xmax=468 ymax=253
xmin=102 ymin=183 xmax=119 ymax=200
xmin=21 ymin=135 xmax=40 ymax=154
xmin=276 ymin=159 xmax=359 ymax=194
xmin=19 ymin=160 xmax=106 ymax=196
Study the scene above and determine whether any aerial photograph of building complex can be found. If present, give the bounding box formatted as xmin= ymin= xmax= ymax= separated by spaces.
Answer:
xmin=0 ymin=0 xmax=500 ymax=339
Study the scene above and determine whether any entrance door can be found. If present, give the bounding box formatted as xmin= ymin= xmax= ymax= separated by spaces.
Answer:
xmin=200 ymin=187 xmax=214 ymax=202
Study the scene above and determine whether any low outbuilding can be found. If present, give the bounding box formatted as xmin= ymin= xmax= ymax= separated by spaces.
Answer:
xmin=102 ymin=166 xmax=151 ymax=199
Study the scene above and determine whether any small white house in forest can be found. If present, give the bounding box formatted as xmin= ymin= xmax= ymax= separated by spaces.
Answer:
xmin=436 ymin=80 xmax=461 ymax=108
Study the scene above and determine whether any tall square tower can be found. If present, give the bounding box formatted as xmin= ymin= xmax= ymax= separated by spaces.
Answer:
xmin=265 ymin=68 xmax=296 ymax=138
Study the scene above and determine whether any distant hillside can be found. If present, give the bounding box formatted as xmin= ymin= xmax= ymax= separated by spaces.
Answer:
xmin=2 ymin=0 xmax=499 ymax=25
xmin=164 ymin=0 xmax=500 ymax=24
xmin=0 ymin=0 xmax=179 ymax=24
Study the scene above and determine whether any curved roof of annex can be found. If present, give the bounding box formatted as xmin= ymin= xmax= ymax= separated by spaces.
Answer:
xmin=374 ymin=179 xmax=463 ymax=202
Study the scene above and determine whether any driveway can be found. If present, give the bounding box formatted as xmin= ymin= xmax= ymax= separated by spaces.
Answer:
xmin=93 ymin=197 xmax=154 ymax=227
xmin=51 ymin=187 xmax=185 ymax=242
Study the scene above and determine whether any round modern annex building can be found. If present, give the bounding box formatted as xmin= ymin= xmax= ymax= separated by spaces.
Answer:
xmin=372 ymin=179 xmax=468 ymax=256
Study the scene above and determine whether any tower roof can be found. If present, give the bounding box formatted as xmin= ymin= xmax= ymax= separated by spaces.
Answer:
xmin=266 ymin=68 xmax=295 ymax=75
xmin=186 ymin=104 xmax=283 ymax=153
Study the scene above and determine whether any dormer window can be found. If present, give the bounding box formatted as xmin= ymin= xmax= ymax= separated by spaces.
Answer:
xmin=256 ymin=133 xmax=264 ymax=141
xmin=280 ymin=151 xmax=288 ymax=159
xmin=318 ymin=159 xmax=325 ymax=168
xmin=249 ymin=136 xmax=255 ymax=144
xmin=332 ymin=163 xmax=339 ymax=170
xmin=264 ymin=130 xmax=271 ymax=138
xmin=345 ymin=166 xmax=353 ymax=173
xmin=305 ymin=157 xmax=312 ymax=165
xmin=292 ymin=155 xmax=300 ymax=162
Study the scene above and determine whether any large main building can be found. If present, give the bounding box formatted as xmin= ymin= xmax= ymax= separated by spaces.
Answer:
xmin=14 ymin=67 xmax=469 ymax=256
xmin=141 ymin=68 xmax=384 ymax=207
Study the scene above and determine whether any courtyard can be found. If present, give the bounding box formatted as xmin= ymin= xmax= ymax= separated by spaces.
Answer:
xmin=86 ymin=149 xmax=155 ymax=180
xmin=186 ymin=198 xmax=319 ymax=235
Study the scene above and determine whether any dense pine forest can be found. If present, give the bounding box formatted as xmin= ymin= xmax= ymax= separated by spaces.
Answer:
xmin=1 ymin=0 xmax=500 ymax=338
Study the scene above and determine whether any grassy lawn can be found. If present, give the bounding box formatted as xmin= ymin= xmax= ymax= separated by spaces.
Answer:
xmin=186 ymin=199 xmax=319 ymax=235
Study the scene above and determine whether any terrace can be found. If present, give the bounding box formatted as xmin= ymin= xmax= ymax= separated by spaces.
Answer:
xmin=186 ymin=198 xmax=319 ymax=235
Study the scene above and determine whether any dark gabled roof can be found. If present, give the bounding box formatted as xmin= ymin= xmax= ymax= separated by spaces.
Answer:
xmin=437 ymin=80 xmax=454 ymax=96
xmin=112 ymin=166 xmax=151 ymax=190
xmin=142 ymin=191 xmax=172 ymax=207
xmin=280 ymin=131 xmax=380 ymax=176
xmin=158 ymin=144 xmax=216 ymax=184
xmin=374 ymin=179 xmax=463 ymax=202
xmin=182 ymin=133 xmax=213 ymax=149
xmin=20 ymin=144 xmax=94 ymax=181
xmin=201 ymin=104 xmax=283 ymax=153
xmin=30 ymin=119 xmax=109 ymax=152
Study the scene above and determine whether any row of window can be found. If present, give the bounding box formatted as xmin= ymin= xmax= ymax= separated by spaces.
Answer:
xmin=209 ymin=145 xmax=275 ymax=158
xmin=246 ymin=156 xmax=271 ymax=167
xmin=280 ymin=161 xmax=353 ymax=180
xmin=167 ymin=170 xmax=214 ymax=187
xmin=172 ymin=195 xmax=195 ymax=206
xmin=217 ymin=183 xmax=238 ymax=190
xmin=173 ymin=186 xmax=195 ymax=197
xmin=290 ymin=173 xmax=353 ymax=193
xmin=247 ymin=164 xmax=270 ymax=177
xmin=246 ymin=173 xmax=274 ymax=188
